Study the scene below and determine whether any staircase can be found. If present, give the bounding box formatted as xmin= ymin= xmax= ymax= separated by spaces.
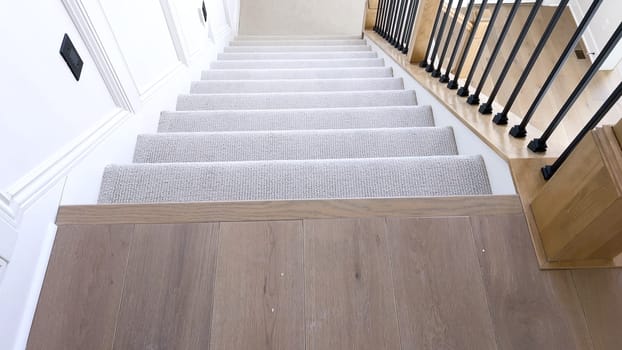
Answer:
xmin=98 ymin=35 xmax=492 ymax=204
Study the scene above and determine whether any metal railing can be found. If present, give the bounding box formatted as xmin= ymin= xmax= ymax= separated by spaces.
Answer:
xmin=374 ymin=0 xmax=420 ymax=54
xmin=375 ymin=0 xmax=622 ymax=181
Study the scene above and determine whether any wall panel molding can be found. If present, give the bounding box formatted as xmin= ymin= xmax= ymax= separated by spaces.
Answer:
xmin=159 ymin=0 xmax=191 ymax=65
xmin=61 ymin=0 xmax=141 ymax=111
xmin=0 ymin=108 xmax=132 ymax=229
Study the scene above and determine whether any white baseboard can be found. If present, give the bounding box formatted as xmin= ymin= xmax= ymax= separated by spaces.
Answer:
xmin=0 ymin=183 xmax=62 ymax=350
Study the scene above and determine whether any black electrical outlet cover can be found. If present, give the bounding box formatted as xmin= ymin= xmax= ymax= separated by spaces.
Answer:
xmin=59 ymin=34 xmax=83 ymax=81
xmin=202 ymin=1 xmax=207 ymax=22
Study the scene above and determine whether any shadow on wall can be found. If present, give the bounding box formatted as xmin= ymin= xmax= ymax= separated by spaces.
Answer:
xmin=239 ymin=0 xmax=367 ymax=35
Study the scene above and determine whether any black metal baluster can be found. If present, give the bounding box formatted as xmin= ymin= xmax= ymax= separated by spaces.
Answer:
xmin=436 ymin=0 xmax=464 ymax=81
xmin=377 ymin=0 xmax=387 ymax=35
xmin=401 ymin=0 xmax=419 ymax=53
xmin=510 ymin=0 xmax=603 ymax=138
xmin=467 ymin=0 xmax=522 ymax=105
xmin=374 ymin=0 xmax=385 ymax=33
xmin=528 ymin=22 xmax=622 ymax=153
xmin=491 ymin=0 xmax=568 ymax=125
xmin=541 ymin=81 xmax=622 ymax=180
xmin=390 ymin=0 xmax=403 ymax=44
xmin=381 ymin=0 xmax=392 ymax=36
xmin=457 ymin=0 xmax=503 ymax=97
xmin=384 ymin=0 xmax=396 ymax=40
xmin=388 ymin=0 xmax=401 ymax=44
xmin=481 ymin=0 xmax=543 ymax=116
xmin=447 ymin=0 xmax=487 ymax=90
xmin=441 ymin=0 xmax=475 ymax=84
xmin=419 ymin=0 xmax=446 ymax=68
xmin=429 ymin=0 xmax=454 ymax=76
xmin=393 ymin=0 xmax=408 ymax=47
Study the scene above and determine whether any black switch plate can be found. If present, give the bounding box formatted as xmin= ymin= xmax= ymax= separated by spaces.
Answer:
xmin=202 ymin=1 xmax=207 ymax=22
xmin=59 ymin=34 xmax=83 ymax=81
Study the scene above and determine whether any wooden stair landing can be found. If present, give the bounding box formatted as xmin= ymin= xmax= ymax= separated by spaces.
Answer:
xmin=27 ymin=197 xmax=622 ymax=349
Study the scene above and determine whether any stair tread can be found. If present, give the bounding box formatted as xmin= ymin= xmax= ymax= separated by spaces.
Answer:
xmin=230 ymin=39 xmax=367 ymax=46
xmin=210 ymin=58 xmax=385 ymax=69
xmin=218 ymin=52 xmax=377 ymax=60
xmin=202 ymin=67 xmax=393 ymax=80
xmin=134 ymin=127 xmax=457 ymax=163
xmin=99 ymin=156 xmax=492 ymax=204
xmin=235 ymin=35 xmax=363 ymax=40
xmin=224 ymin=45 xmax=372 ymax=52
xmin=158 ymin=106 xmax=436 ymax=132
xmin=176 ymin=90 xmax=418 ymax=110
xmin=190 ymin=77 xmax=404 ymax=93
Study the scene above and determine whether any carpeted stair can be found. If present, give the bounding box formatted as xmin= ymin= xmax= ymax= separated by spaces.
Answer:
xmin=98 ymin=35 xmax=492 ymax=204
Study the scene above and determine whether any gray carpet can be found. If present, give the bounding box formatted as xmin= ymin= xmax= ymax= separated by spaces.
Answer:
xmin=158 ymin=106 xmax=436 ymax=132
xmin=201 ymin=67 xmax=393 ymax=80
xmin=210 ymin=58 xmax=385 ymax=69
xmin=218 ymin=51 xmax=378 ymax=60
xmin=230 ymin=39 xmax=367 ymax=46
xmin=189 ymin=78 xmax=404 ymax=93
xmin=98 ymin=36 xmax=493 ymax=203
xmin=235 ymin=35 xmax=363 ymax=40
xmin=133 ymin=127 xmax=458 ymax=163
xmin=99 ymin=156 xmax=492 ymax=203
xmin=176 ymin=90 xmax=418 ymax=111
xmin=224 ymin=45 xmax=372 ymax=53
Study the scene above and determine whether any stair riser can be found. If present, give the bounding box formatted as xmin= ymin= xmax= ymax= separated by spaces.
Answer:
xmin=158 ymin=106 xmax=436 ymax=132
xmin=176 ymin=91 xmax=418 ymax=111
xmin=189 ymin=78 xmax=404 ymax=94
xmin=201 ymin=67 xmax=394 ymax=80
xmin=218 ymin=52 xmax=378 ymax=60
xmin=134 ymin=128 xmax=458 ymax=163
xmin=99 ymin=156 xmax=492 ymax=203
xmin=224 ymin=46 xmax=372 ymax=53
xmin=210 ymin=58 xmax=385 ymax=69
xmin=235 ymin=35 xmax=362 ymax=40
xmin=230 ymin=39 xmax=367 ymax=46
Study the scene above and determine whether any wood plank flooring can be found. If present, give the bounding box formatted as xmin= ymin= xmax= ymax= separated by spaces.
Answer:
xmin=29 ymin=211 xmax=622 ymax=349
xmin=304 ymin=218 xmax=400 ymax=350
xmin=211 ymin=221 xmax=304 ymax=350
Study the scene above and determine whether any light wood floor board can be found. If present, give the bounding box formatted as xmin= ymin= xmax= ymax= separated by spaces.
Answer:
xmin=55 ymin=196 xmax=523 ymax=225
xmin=572 ymin=270 xmax=622 ymax=350
xmin=30 ymin=212 xmax=622 ymax=349
xmin=304 ymin=218 xmax=401 ymax=350
xmin=27 ymin=225 xmax=133 ymax=350
xmin=385 ymin=216 xmax=497 ymax=350
xmin=112 ymin=223 xmax=219 ymax=350
xmin=470 ymin=214 xmax=594 ymax=350
xmin=210 ymin=221 xmax=305 ymax=350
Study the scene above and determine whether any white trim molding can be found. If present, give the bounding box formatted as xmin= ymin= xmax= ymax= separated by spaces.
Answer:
xmin=159 ymin=0 xmax=191 ymax=65
xmin=0 ymin=108 xmax=132 ymax=229
xmin=61 ymin=0 xmax=141 ymax=112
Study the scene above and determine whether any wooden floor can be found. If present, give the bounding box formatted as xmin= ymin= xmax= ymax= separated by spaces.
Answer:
xmin=28 ymin=201 xmax=622 ymax=349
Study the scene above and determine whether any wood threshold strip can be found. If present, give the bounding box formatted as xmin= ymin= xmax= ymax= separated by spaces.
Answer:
xmin=56 ymin=195 xmax=522 ymax=225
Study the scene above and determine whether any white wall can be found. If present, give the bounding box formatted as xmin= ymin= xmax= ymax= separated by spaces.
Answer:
xmin=0 ymin=0 xmax=238 ymax=348
xmin=239 ymin=0 xmax=367 ymax=35
xmin=569 ymin=0 xmax=622 ymax=70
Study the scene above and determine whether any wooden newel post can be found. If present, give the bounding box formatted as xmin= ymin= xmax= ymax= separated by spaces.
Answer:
xmin=407 ymin=0 xmax=442 ymax=63
xmin=365 ymin=0 xmax=379 ymax=30
xmin=530 ymin=122 xmax=622 ymax=266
